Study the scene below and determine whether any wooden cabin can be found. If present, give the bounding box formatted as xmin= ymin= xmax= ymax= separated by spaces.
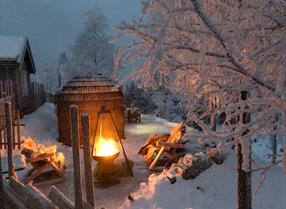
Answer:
xmin=0 ymin=36 xmax=36 ymax=114
xmin=55 ymin=76 xmax=125 ymax=146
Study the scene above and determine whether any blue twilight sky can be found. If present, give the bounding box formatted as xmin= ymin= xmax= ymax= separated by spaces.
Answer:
xmin=0 ymin=0 xmax=141 ymax=69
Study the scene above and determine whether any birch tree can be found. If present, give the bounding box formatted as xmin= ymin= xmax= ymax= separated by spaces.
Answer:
xmin=115 ymin=0 xmax=286 ymax=208
xmin=71 ymin=5 xmax=114 ymax=78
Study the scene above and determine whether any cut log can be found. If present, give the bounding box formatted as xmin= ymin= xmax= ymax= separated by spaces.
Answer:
xmin=149 ymin=146 xmax=165 ymax=170
xmin=166 ymin=123 xmax=186 ymax=144
xmin=138 ymin=134 xmax=169 ymax=155
xmin=157 ymin=142 xmax=185 ymax=149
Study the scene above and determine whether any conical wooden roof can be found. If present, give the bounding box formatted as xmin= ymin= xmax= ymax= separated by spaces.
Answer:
xmin=55 ymin=76 xmax=122 ymax=102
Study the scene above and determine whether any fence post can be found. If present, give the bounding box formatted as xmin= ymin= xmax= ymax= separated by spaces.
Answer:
xmin=5 ymin=102 xmax=17 ymax=179
xmin=16 ymin=110 xmax=21 ymax=150
xmin=0 ymin=149 xmax=6 ymax=209
xmin=81 ymin=114 xmax=95 ymax=206
xmin=70 ymin=105 xmax=83 ymax=209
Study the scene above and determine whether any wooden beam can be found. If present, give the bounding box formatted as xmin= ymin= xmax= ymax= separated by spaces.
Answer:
xmin=81 ymin=114 xmax=95 ymax=206
xmin=70 ymin=105 xmax=83 ymax=209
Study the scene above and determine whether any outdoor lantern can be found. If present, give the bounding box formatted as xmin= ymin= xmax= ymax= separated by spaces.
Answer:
xmin=92 ymin=106 xmax=133 ymax=182
xmin=92 ymin=106 xmax=120 ymax=162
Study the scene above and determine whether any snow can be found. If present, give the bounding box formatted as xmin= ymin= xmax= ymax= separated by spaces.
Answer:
xmin=18 ymin=103 xmax=286 ymax=209
xmin=120 ymin=153 xmax=286 ymax=209
xmin=252 ymin=137 xmax=285 ymax=166
xmin=0 ymin=36 xmax=27 ymax=61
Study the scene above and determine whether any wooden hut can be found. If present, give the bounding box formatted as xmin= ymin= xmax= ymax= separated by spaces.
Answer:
xmin=0 ymin=36 xmax=37 ymax=114
xmin=55 ymin=76 xmax=125 ymax=146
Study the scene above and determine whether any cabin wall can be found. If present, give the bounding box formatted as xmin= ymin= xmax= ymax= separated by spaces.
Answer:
xmin=0 ymin=63 xmax=32 ymax=114
xmin=57 ymin=100 xmax=125 ymax=146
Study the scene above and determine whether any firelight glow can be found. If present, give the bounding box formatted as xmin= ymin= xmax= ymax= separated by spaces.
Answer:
xmin=94 ymin=136 xmax=119 ymax=157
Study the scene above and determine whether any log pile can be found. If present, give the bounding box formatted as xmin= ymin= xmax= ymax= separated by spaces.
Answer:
xmin=21 ymin=137 xmax=66 ymax=186
xmin=138 ymin=123 xmax=227 ymax=179
xmin=138 ymin=123 xmax=186 ymax=170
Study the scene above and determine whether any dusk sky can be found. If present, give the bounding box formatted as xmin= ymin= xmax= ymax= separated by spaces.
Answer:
xmin=0 ymin=0 xmax=141 ymax=69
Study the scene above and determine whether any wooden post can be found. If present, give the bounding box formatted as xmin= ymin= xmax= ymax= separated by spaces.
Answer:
xmin=17 ymin=110 xmax=21 ymax=150
xmin=12 ymin=110 xmax=15 ymax=150
xmin=81 ymin=114 xmax=95 ymax=206
xmin=4 ymin=127 xmax=7 ymax=150
xmin=5 ymin=102 xmax=17 ymax=179
xmin=70 ymin=105 xmax=83 ymax=209
xmin=0 ymin=150 xmax=6 ymax=209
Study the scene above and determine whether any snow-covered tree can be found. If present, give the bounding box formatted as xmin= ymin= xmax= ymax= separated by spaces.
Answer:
xmin=38 ymin=64 xmax=57 ymax=94
xmin=57 ymin=51 xmax=70 ymax=89
xmin=71 ymin=5 xmax=114 ymax=78
xmin=115 ymin=0 xmax=286 ymax=208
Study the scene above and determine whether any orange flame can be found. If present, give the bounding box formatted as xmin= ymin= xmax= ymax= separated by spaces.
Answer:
xmin=94 ymin=136 xmax=119 ymax=157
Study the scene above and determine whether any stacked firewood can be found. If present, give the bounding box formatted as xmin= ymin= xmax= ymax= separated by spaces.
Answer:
xmin=138 ymin=123 xmax=227 ymax=179
xmin=138 ymin=123 xmax=186 ymax=170
xmin=21 ymin=137 xmax=66 ymax=185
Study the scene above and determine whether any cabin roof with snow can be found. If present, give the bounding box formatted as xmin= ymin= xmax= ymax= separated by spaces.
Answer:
xmin=0 ymin=36 xmax=36 ymax=73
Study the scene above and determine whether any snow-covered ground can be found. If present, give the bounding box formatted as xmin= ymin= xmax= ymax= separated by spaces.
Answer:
xmin=17 ymin=103 xmax=286 ymax=209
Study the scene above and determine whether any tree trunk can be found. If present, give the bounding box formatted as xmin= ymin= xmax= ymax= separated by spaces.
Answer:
xmin=237 ymin=91 xmax=252 ymax=209
xmin=272 ymin=115 xmax=278 ymax=164
xmin=271 ymin=134 xmax=277 ymax=164
xmin=237 ymin=144 xmax=252 ymax=209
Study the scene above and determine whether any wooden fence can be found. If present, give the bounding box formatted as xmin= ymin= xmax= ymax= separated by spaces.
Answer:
xmin=0 ymin=103 xmax=95 ymax=209
xmin=29 ymin=82 xmax=46 ymax=113
xmin=0 ymin=80 xmax=21 ymax=150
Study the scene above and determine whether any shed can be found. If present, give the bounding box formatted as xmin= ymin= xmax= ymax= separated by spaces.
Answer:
xmin=0 ymin=36 xmax=36 ymax=114
xmin=55 ymin=76 xmax=125 ymax=146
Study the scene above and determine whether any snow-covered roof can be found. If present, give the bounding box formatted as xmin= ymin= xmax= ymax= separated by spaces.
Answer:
xmin=0 ymin=35 xmax=36 ymax=73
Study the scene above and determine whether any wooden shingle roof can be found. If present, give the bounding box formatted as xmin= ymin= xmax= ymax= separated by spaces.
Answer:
xmin=0 ymin=36 xmax=36 ymax=73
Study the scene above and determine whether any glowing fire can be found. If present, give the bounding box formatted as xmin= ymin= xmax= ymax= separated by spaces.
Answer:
xmin=94 ymin=136 xmax=119 ymax=157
